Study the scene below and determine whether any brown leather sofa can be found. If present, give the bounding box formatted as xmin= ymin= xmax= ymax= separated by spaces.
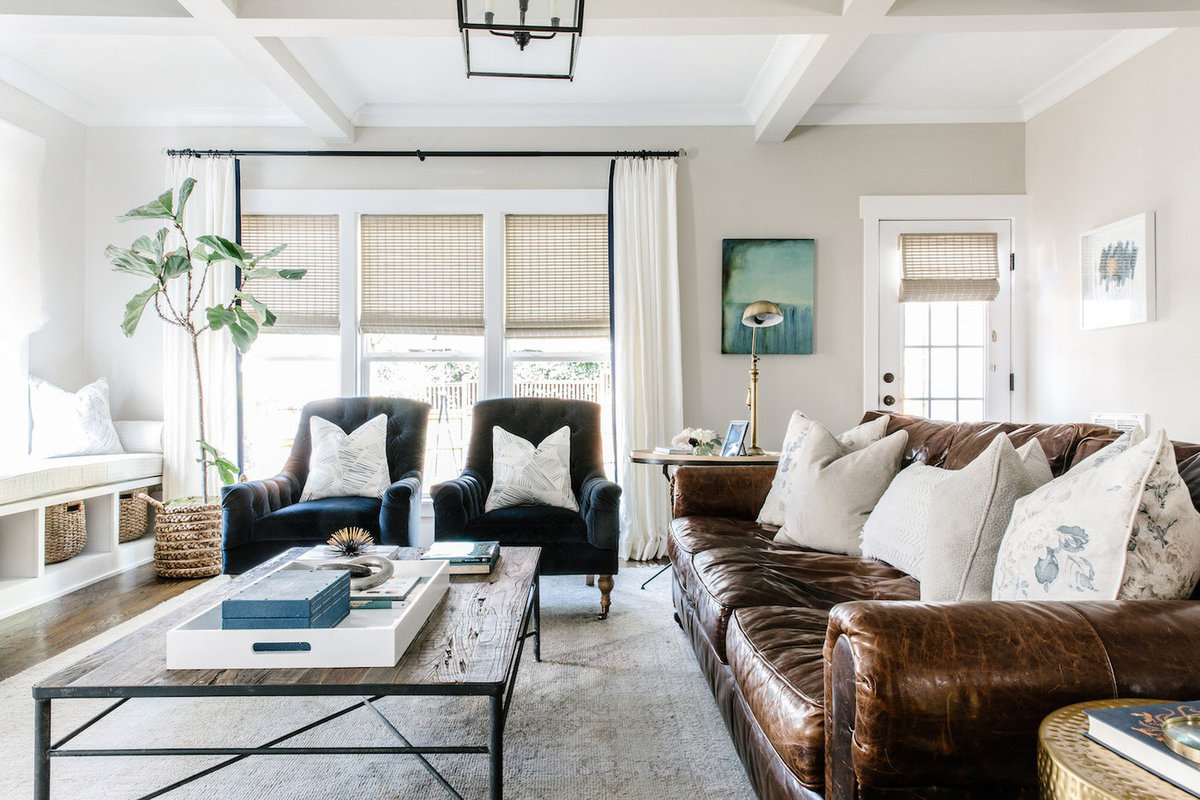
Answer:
xmin=668 ymin=412 xmax=1200 ymax=800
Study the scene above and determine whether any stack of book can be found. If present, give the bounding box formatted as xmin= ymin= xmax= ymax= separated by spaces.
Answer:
xmin=221 ymin=570 xmax=351 ymax=630
xmin=1086 ymin=700 xmax=1200 ymax=796
xmin=421 ymin=541 xmax=500 ymax=574
xmin=653 ymin=446 xmax=691 ymax=455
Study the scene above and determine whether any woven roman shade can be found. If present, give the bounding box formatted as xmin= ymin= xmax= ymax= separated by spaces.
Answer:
xmin=899 ymin=232 xmax=1001 ymax=303
xmin=239 ymin=215 xmax=340 ymax=333
xmin=504 ymin=214 xmax=609 ymax=338
xmin=359 ymin=215 xmax=485 ymax=335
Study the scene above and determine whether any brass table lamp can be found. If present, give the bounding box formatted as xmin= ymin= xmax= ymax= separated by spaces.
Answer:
xmin=741 ymin=301 xmax=784 ymax=456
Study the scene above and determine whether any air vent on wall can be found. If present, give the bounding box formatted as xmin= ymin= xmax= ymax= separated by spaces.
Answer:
xmin=1090 ymin=412 xmax=1148 ymax=433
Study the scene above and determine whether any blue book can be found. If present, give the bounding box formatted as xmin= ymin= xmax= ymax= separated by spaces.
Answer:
xmin=222 ymin=570 xmax=350 ymax=621
xmin=1085 ymin=701 xmax=1200 ymax=797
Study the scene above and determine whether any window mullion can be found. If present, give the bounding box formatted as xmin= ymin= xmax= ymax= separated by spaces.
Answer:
xmin=483 ymin=209 xmax=506 ymax=399
xmin=340 ymin=211 xmax=358 ymax=395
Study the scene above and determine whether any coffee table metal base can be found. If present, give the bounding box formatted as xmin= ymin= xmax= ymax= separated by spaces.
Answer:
xmin=33 ymin=572 xmax=540 ymax=800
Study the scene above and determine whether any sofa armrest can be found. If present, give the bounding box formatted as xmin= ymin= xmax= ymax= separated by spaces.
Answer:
xmin=380 ymin=470 xmax=422 ymax=547
xmin=221 ymin=474 xmax=300 ymax=551
xmin=430 ymin=470 xmax=488 ymax=540
xmin=580 ymin=472 xmax=622 ymax=551
xmin=671 ymin=465 xmax=775 ymax=520
xmin=823 ymin=599 xmax=1200 ymax=799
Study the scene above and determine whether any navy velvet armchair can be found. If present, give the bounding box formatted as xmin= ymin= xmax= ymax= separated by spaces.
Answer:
xmin=221 ymin=397 xmax=430 ymax=574
xmin=431 ymin=398 xmax=622 ymax=618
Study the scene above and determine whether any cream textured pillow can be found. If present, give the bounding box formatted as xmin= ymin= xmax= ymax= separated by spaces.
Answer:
xmin=777 ymin=426 xmax=909 ymax=555
xmin=29 ymin=376 xmax=124 ymax=458
xmin=860 ymin=463 xmax=949 ymax=580
xmin=758 ymin=413 xmax=888 ymax=527
xmin=301 ymin=414 xmax=391 ymax=501
xmin=485 ymin=426 xmax=578 ymax=512
xmin=920 ymin=435 xmax=1050 ymax=601
xmin=993 ymin=429 xmax=1200 ymax=601
xmin=1016 ymin=438 xmax=1054 ymax=485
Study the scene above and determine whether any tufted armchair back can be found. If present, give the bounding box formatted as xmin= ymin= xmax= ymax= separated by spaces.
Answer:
xmin=465 ymin=398 xmax=605 ymax=499
xmin=280 ymin=397 xmax=431 ymax=490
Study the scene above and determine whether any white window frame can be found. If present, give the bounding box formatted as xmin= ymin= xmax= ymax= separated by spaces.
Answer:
xmin=860 ymin=195 xmax=1028 ymax=423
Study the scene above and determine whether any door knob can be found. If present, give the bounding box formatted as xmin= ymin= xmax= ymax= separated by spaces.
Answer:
xmin=882 ymin=395 xmax=896 ymax=406
xmin=882 ymin=372 xmax=895 ymax=384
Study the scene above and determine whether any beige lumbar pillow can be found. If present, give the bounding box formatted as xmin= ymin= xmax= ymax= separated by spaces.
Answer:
xmin=777 ymin=423 xmax=909 ymax=555
xmin=758 ymin=412 xmax=889 ymax=527
xmin=993 ymin=428 xmax=1200 ymax=601
xmin=920 ymin=434 xmax=1051 ymax=601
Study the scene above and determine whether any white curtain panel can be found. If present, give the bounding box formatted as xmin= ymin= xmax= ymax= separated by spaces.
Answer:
xmin=612 ymin=158 xmax=684 ymax=561
xmin=0 ymin=120 xmax=46 ymax=460
xmin=163 ymin=157 xmax=237 ymax=500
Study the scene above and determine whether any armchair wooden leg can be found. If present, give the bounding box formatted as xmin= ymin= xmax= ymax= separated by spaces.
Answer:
xmin=597 ymin=574 xmax=614 ymax=620
xmin=585 ymin=574 xmax=595 ymax=587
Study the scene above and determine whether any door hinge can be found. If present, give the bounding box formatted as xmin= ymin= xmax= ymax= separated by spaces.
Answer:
xmin=1009 ymin=373 xmax=1015 ymax=392
xmin=1010 ymin=253 xmax=1015 ymax=271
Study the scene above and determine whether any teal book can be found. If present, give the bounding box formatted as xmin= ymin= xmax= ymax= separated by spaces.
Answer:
xmin=222 ymin=570 xmax=350 ymax=626
xmin=1085 ymin=701 xmax=1200 ymax=797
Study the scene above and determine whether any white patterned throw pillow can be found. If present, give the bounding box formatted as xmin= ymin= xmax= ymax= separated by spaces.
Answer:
xmin=993 ymin=429 xmax=1200 ymax=601
xmin=29 ymin=376 xmax=124 ymax=458
xmin=758 ymin=412 xmax=889 ymax=527
xmin=300 ymin=414 xmax=391 ymax=501
xmin=486 ymin=426 xmax=578 ymax=512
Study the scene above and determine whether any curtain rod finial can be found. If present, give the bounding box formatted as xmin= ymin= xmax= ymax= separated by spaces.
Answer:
xmin=678 ymin=148 xmax=688 ymax=157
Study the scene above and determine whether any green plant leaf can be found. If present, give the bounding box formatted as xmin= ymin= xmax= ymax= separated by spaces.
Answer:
xmin=195 ymin=234 xmax=250 ymax=268
xmin=197 ymin=439 xmax=240 ymax=486
xmin=243 ymin=266 xmax=307 ymax=282
xmin=175 ymin=178 xmax=196 ymax=222
xmin=228 ymin=306 xmax=260 ymax=353
xmin=117 ymin=189 xmax=174 ymax=222
xmin=248 ymin=243 xmax=287 ymax=266
xmin=236 ymin=291 xmax=278 ymax=328
xmin=205 ymin=305 xmax=237 ymax=331
xmin=105 ymin=245 xmax=161 ymax=279
xmin=130 ymin=228 xmax=168 ymax=263
xmin=162 ymin=250 xmax=192 ymax=279
xmin=122 ymin=285 xmax=160 ymax=336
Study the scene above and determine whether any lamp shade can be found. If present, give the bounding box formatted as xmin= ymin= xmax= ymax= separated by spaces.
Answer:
xmin=741 ymin=301 xmax=783 ymax=328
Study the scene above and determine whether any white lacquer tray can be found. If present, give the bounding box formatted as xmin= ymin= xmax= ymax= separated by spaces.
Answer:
xmin=166 ymin=558 xmax=450 ymax=670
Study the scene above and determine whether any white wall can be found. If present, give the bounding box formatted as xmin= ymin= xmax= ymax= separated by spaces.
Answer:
xmin=85 ymin=122 xmax=1024 ymax=446
xmin=1025 ymin=29 xmax=1200 ymax=440
xmin=0 ymin=81 xmax=87 ymax=392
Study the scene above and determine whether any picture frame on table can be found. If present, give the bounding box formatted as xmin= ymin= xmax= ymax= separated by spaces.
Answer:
xmin=721 ymin=420 xmax=748 ymax=457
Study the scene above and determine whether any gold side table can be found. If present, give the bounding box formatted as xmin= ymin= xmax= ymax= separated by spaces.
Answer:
xmin=1039 ymin=699 xmax=1194 ymax=800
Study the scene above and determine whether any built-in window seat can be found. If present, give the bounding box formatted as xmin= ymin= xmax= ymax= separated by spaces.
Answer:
xmin=0 ymin=452 xmax=164 ymax=619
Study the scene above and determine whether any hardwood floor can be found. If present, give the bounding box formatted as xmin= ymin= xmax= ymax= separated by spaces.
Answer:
xmin=0 ymin=556 xmax=668 ymax=681
xmin=0 ymin=564 xmax=204 ymax=681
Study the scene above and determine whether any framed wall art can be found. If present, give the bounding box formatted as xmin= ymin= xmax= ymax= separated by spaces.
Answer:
xmin=721 ymin=238 xmax=814 ymax=354
xmin=1081 ymin=212 xmax=1156 ymax=330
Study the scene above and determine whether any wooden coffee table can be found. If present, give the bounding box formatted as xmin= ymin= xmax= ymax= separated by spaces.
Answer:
xmin=33 ymin=546 xmax=541 ymax=800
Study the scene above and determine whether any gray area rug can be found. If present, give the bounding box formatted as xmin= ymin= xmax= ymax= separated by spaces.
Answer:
xmin=1 ymin=568 xmax=754 ymax=799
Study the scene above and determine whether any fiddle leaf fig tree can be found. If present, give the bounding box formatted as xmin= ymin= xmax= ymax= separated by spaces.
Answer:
xmin=106 ymin=177 xmax=304 ymax=504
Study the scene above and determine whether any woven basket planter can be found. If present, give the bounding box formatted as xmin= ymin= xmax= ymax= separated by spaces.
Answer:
xmin=45 ymin=501 xmax=87 ymax=564
xmin=118 ymin=486 xmax=153 ymax=543
xmin=139 ymin=494 xmax=222 ymax=579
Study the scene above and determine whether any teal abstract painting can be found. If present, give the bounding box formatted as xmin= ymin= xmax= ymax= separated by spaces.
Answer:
xmin=721 ymin=239 xmax=814 ymax=354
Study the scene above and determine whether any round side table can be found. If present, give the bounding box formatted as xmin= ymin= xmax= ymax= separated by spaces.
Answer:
xmin=1039 ymin=699 xmax=1194 ymax=800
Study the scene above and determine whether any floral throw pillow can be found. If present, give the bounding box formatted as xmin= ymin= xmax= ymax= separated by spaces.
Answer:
xmin=992 ymin=429 xmax=1200 ymax=601
xmin=757 ymin=412 xmax=889 ymax=527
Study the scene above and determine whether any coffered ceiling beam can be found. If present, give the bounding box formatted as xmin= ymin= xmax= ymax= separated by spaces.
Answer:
xmin=752 ymin=0 xmax=898 ymax=143
xmin=174 ymin=0 xmax=354 ymax=143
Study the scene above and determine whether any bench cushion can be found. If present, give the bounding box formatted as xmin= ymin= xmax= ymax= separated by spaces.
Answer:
xmin=0 ymin=453 xmax=163 ymax=505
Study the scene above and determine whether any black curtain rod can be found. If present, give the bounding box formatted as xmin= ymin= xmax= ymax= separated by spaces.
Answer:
xmin=165 ymin=148 xmax=686 ymax=160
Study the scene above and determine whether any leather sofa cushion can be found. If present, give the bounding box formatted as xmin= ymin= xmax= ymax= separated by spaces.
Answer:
xmin=689 ymin=545 xmax=918 ymax=662
xmin=867 ymin=412 xmax=958 ymax=468
xmin=727 ymin=606 xmax=830 ymax=790
xmin=464 ymin=504 xmax=588 ymax=545
xmin=668 ymin=516 xmax=776 ymax=599
xmin=252 ymin=496 xmax=382 ymax=542
xmin=941 ymin=421 xmax=1110 ymax=477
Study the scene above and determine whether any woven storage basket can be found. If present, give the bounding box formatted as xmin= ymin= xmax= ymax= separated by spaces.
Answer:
xmin=139 ymin=494 xmax=222 ymax=579
xmin=45 ymin=502 xmax=86 ymax=565
xmin=118 ymin=486 xmax=153 ymax=543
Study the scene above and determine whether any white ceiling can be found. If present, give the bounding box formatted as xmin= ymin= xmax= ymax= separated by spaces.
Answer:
xmin=0 ymin=0 xmax=1196 ymax=142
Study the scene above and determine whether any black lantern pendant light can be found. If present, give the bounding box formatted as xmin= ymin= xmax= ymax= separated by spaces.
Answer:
xmin=456 ymin=0 xmax=585 ymax=80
